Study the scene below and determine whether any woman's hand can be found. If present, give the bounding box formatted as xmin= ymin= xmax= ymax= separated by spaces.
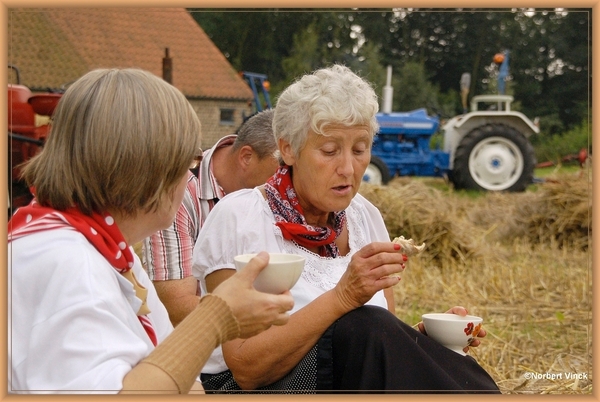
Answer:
xmin=333 ymin=242 xmax=407 ymax=313
xmin=212 ymin=251 xmax=295 ymax=339
xmin=417 ymin=306 xmax=487 ymax=352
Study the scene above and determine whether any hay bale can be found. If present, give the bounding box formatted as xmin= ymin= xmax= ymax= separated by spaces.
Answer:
xmin=467 ymin=172 xmax=591 ymax=250
xmin=526 ymin=174 xmax=592 ymax=249
xmin=359 ymin=180 xmax=493 ymax=267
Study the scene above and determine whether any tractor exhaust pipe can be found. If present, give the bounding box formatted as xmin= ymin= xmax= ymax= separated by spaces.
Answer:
xmin=382 ymin=65 xmax=393 ymax=114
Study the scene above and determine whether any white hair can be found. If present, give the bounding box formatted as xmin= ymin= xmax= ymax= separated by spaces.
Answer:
xmin=273 ymin=64 xmax=379 ymax=156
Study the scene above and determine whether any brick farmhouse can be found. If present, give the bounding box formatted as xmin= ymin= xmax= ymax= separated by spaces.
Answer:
xmin=8 ymin=8 xmax=254 ymax=148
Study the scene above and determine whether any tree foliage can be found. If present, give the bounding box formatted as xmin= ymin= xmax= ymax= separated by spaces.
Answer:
xmin=188 ymin=8 xmax=590 ymax=134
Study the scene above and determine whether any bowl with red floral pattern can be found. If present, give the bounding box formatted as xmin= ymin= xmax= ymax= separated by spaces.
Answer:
xmin=421 ymin=313 xmax=483 ymax=355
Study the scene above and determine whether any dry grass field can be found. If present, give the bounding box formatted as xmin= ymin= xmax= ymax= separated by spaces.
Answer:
xmin=359 ymin=166 xmax=592 ymax=394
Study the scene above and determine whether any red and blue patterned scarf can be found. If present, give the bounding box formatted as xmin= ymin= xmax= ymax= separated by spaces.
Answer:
xmin=8 ymin=197 xmax=158 ymax=346
xmin=264 ymin=165 xmax=346 ymax=258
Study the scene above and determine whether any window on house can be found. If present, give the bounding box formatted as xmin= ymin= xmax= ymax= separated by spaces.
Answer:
xmin=220 ymin=109 xmax=235 ymax=125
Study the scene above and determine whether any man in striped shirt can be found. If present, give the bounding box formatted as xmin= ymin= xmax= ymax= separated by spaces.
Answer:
xmin=142 ymin=109 xmax=279 ymax=326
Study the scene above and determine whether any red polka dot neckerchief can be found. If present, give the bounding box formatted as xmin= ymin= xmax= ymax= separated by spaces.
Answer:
xmin=8 ymin=198 xmax=158 ymax=346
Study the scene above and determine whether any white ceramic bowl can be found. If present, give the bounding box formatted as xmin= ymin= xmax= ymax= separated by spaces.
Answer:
xmin=421 ymin=313 xmax=484 ymax=355
xmin=233 ymin=253 xmax=305 ymax=294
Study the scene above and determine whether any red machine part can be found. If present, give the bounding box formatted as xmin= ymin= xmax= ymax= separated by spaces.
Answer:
xmin=535 ymin=148 xmax=589 ymax=169
xmin=578 ymin=148 xmax=588 ymax=166
xmin=8 ymin=84 xmax=60 ymax=189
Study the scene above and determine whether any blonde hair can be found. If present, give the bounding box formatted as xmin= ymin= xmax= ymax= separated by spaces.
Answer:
xmin=22 ymin=68 xmax=201 ymax=216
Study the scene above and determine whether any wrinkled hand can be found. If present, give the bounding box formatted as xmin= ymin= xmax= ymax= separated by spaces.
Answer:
xmin=212 ymin=252 xmax=295 ymax=339
xmin=333 ymin=242 xmax=407 ymax=313
xmin=417 ymin=306 xmax=487 ymax=353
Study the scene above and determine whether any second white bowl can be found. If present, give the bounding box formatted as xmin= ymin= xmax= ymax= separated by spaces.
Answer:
xmin=422 ymin=313 xmax=484 ymax=355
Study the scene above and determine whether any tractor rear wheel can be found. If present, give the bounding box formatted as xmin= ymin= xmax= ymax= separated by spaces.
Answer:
xmin=451 ymin=123 xmax=536 ymax=192
xmin=363 ymin=155 xmax=391 ymax=185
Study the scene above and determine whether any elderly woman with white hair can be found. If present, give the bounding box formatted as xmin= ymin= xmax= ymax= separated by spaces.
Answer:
xmin=193 ymin=64 xmax=500 ymax=393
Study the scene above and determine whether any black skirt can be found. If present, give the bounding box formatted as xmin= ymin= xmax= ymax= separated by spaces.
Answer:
xmin=201 ymin=305 xmax=501 ymax=394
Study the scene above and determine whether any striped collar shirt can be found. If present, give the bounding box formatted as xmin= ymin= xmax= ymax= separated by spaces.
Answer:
xmin=142 ymin=134 xmax=236 ymax=285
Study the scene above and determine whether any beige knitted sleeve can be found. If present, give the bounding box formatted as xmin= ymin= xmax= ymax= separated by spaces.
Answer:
xmin=141 ymin=294 xmax=240 ymax=393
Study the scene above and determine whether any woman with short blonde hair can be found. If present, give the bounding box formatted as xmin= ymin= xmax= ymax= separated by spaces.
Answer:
xmin=22 ymin=68 xmax=201 ymax=216
xmin=9 ymin=68 xmax=294 ymax=394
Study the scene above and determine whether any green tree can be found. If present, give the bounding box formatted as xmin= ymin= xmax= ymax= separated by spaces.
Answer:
xmin=393 ymin=62 xmax=440 ymax=114
xmin=495 ymin=9 xmax=589 ymax=134
xmin=277 ymin=23 xmax=321 ymax=94
xmin=188 ymin=9 xmax=322 ymax=83
xmin=347 ymin=41 xmax=387 ymax=97
xmin=188 ymin=8 xmax=590 ymax=132
xmin=353 ymin=8 xmax=589 ymax=129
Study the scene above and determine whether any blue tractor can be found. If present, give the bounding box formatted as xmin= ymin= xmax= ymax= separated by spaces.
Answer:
xmin=364 ymin=58 xmax=539 ymax=192
xmin=365 ymin=108 xmax=447 ymax=185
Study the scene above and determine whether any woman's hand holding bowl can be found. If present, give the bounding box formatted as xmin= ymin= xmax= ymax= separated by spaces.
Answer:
xmin=212 ymin=251 xmax=295 ymax=339
xmin=417 ymin=306 xmax=487 ymax=352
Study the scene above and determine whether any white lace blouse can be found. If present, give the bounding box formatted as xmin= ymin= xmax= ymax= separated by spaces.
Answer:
xmin=192 ymin=187 xmax=391 ymax=374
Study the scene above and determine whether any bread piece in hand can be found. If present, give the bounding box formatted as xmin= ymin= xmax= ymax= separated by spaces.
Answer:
xmin=392 ymin=236 xmax=426 ymax=256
